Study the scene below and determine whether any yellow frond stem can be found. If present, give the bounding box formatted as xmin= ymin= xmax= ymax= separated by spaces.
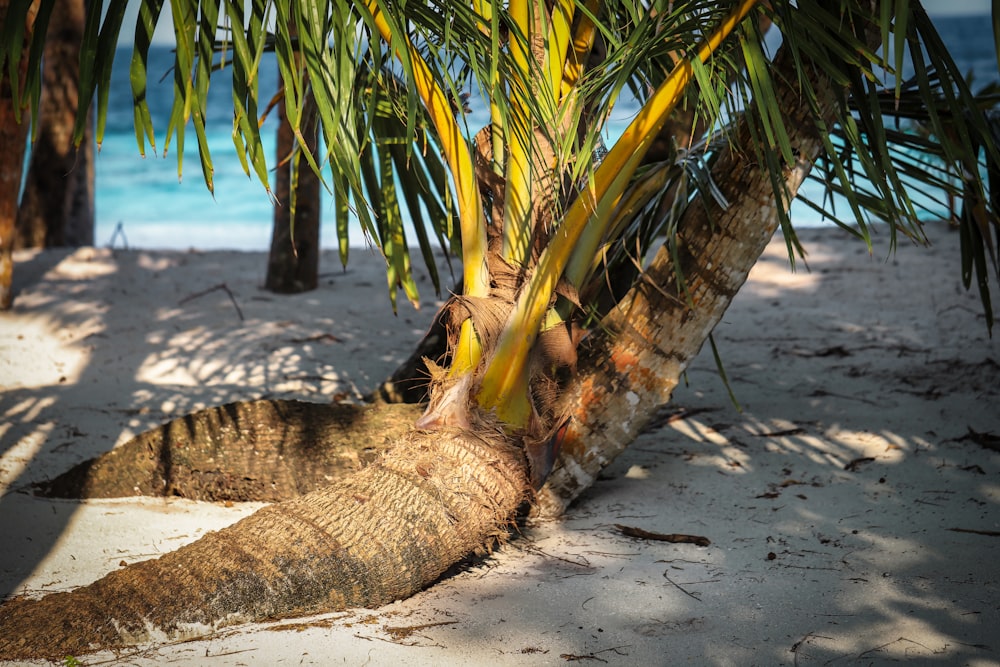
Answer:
xmin=542 ymin=305 xmax=566 ymax=331
xmin=489 ymin=363 xmax=533 ymax=430
xmin=473 ymin=0 xmax=493 ymax=34
xmin=449 ymin=318 xmax=483 ymax=378
xmin=474 ymin=0 xmax=505 ymax=176
xmin=500 ymin=0 xmax=535 ymax=266
xmin=561 ymin=0 xmax=598 ymax=97
xmin=475 ymin=323 xmax=533 ymax=429
xmin=490 ymin=100 xmax=506 ymax=174
xmin=546 ymin=0 xmax=575 ymax=105
xmin=508 ymin=0 xmax=532 ymax=81
xmin=564 ymin=0 xmax=758 ymax=239
xmin=477 ymin=0 xmax=759 ymax=418
xmin=367 ymin=2 xmax=490 ymax=299
xmin=566 ymin=164 xmax=671 ymax=288
xmin=501 ymin=124 xmax=534 ymax=264
xmin=482 ymin=301 xmax=569 ymax=411
xmin=501 ymin=0 xmax=575 ymax=268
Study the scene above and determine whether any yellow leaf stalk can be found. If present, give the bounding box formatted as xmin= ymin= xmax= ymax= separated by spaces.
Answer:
xmin=367 ymin=2 xmax=489 ymax=302
xmin=567 ymin=163 xmax=673 ymax=289
xmin=474 ymin=0 xmax=506 ymax=175
xmin=368 ymin=1 xmax=491 ymax=382
xmin=546 ymin=0 xmax=575 ymax=105
xmin=501 ymin=0 xmax=577 ymax=267
xmin=561 ymin=0 xmax=599 ymax=98
xmin=500 ymin=0 xmax=535 ymax=265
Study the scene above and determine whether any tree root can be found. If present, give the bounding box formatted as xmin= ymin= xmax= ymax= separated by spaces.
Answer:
xmin=1 ymin=424 xmax=530 ymax=660
xmin=34 ymin=400 xmax=423 ymax=502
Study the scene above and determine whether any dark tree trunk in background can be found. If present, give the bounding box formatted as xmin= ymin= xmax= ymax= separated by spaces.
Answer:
xmin=0 ymin=0 xmax=38 ymax=309
xmin=265 ymin=81 xmax=321 ymax=294
xmin=15 ymin=0 xmax=94 ymax=249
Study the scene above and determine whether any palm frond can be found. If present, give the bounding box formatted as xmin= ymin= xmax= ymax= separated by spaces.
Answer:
xmin=769 ymin=2 xmax=999 ymax=329
xmin=5 ymin=0 xmax=997 ymax=330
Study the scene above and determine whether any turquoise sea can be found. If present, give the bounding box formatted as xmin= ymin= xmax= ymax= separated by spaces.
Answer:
xmin=89 ymin=14 xmax=998 ymax=250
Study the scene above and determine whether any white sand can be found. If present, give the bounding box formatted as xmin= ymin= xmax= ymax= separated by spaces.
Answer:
xmin=1 ymin=224 xmax=998 ymax=666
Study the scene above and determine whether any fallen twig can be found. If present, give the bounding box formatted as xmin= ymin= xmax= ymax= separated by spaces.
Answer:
xmin=560 ymin=645 xmax=630 ymax=662
xmin=857 ymin=636 xmax=932 ymax=660
xmin=615 ymin=524 xmax=711 ymax=547
xmin=661 ymin=572 xmax=702 ymax=601
xmin=179 ymin=282 xmax=245 ymax=321
xmin=843 ymin=457 xmax=875 ymax=472
xmin=948 ymin=527 xmax=1000 ymax=537
xmin=382 ymin=620 xmax=458 ymax=641
xmin=641 ymin=406 xmax=717 ymax=433
xmin=956 ymin=427 xmax=1000 ymax=453
xmin=789 ymin=631 xmax=833 ymax=667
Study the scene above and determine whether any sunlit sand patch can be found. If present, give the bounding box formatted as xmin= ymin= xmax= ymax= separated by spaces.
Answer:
xmin=624 ymin=464 xmax=650 ymax=479
xmin=0 ymin=422 xmax=54 ymax=491
xmin=667 ymin=416 xmax=753 ymax=473
xmin=46 ymin=247 xmax=120 ymax=280
xmin=738 ymin=242 xmax=823 ymax=299
xmin=0 ymin=315 xmax=97 ymax=388
xmin=976 ymin=481 xmax=1000 ymax=501
xmin=136 ymin=253 xmax=182 ymax=273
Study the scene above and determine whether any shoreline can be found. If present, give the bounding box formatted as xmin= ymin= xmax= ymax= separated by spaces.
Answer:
xmin=1 ymin=223 xmax=998 ymax=665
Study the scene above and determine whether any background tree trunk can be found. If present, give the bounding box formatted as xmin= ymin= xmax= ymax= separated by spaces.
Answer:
xmin=265 ymin=83 xmax=321 ymax=294
xmin=0 ymin=0 xmax=38 ymax=309
xmin=15 ymin=0 xmax=94 ymax=250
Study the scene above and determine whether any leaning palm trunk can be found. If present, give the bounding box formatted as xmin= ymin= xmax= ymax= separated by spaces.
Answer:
xmin=0 ymin=424 xmax=529 ymax=660
xmin=15 ymin=0 xmax=94 ymax=249
xmin=538 ymin=44 xmax=849 ymax=515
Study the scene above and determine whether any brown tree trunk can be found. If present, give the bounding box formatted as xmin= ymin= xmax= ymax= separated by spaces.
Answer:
xmin=15 ymin=0 xmax=94 ymax=250
xmin=0 ymin=0 xmax=39 ymax=309
xmin=265 ymin=81 xmax=321 ymax=293
xmin=0 ymin=423 xmax=530 ymax=660
xmin=536 ymin=15 xmax=879 ymax=517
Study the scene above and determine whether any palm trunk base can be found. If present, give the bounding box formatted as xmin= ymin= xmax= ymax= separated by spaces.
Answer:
xmin=1 ymin=424 xmax=530 ymax=660
xmin=33 ymin=400 xmax=423 ymax=502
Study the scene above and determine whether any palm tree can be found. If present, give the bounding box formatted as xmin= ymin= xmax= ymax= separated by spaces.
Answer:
xmin=0 ymin=0 xmax=997 ymax=659
xmin=265 ymin=18 xmax=323 ymax=293
xmin=0 ymin=0 xmax=40 ymax=309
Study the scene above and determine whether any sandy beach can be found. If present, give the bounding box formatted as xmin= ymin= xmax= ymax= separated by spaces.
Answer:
xmin=1 ymin=223 xmax=998 ymax=666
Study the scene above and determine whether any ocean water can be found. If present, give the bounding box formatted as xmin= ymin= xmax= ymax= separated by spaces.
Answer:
xmin=88 ymin=14 xmax=998 ymax=250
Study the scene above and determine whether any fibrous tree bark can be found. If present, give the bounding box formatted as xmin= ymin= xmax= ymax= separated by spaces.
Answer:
xmin=35 ymin=400 xmax=423 ymax=502
xmin=15 ymin=0 xmax=94 ymax=250
xmin=1 ymin=424 xmax=529 ymax=660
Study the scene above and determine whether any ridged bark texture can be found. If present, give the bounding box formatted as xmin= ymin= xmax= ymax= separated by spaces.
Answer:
xmin=0 ymin=0 xmax=37 ymax=309
xmin=0 ymin=426 xmax=529 ymax=660
xmin=537 ymin=23 xmax=875 ymax=516
xmin=35 ymin=400 xmax=424 ymax=502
